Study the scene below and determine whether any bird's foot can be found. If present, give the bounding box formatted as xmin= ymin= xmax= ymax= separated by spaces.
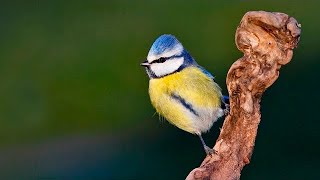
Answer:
xmin=204 ymin=145 xmax=217 ymax=155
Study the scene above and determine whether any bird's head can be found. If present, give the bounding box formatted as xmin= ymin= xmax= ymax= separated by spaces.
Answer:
xmin=141 ymin=34 xmax=195 ymax=78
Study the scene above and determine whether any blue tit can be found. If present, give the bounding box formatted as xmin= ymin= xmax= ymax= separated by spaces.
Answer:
xmin=141 ymin=34 xmax=228 ymax=154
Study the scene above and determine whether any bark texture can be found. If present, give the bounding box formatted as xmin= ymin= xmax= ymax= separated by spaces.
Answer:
xmin=186 ymin=11 xmax=301 ymax=180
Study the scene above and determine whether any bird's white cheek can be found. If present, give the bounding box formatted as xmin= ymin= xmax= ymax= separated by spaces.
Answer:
xmin=150 ymin=57 xmax=184 ymax=77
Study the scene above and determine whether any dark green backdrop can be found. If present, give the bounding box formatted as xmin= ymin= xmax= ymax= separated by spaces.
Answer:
xmin=0 ymin=0 xmax=319 ymax=179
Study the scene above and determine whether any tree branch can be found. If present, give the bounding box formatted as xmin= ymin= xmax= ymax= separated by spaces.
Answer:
xmin=186 ymin=11 xmax=301 ymax=180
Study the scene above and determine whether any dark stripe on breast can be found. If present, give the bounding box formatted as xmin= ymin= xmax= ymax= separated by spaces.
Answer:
xmin=171 ymin=93 xmax=199 ymax=116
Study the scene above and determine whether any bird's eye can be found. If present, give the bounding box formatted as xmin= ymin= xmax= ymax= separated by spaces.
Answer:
xmin=151 ymin=57 xmax=168 ymax=64
xmin=159 ymin=57 xmax=166 ymax=63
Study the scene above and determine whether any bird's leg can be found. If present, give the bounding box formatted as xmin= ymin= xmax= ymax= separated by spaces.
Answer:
xmin=198 ymin=134 xmax=217 ymax=155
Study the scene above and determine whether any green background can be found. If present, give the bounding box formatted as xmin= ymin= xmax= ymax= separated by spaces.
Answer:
xmin=1 ymin=0 xmax=319 ymax=179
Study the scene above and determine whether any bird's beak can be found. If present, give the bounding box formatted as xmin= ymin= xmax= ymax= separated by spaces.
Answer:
xmin=140 ymin=60 xmax=150 ymax=67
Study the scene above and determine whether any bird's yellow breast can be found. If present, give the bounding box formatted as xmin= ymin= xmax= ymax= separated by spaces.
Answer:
xmin=148 ymin=66 xmax=222 ymax=134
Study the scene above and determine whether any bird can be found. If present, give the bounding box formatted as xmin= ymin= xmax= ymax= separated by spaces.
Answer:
xmin=141 ymin=34 xmax=228 ymax=155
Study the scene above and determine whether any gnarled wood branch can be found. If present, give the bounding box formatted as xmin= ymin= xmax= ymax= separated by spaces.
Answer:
xmin=186 ymin=11 xmax=301 ymax=180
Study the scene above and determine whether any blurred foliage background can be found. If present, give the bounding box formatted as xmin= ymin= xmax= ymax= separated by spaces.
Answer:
xmin=0 ymin=0 xmax=319 ymax=179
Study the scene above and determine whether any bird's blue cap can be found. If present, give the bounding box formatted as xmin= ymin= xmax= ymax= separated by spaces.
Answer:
xmin=148 ymin=34 xmax=183 ymax=58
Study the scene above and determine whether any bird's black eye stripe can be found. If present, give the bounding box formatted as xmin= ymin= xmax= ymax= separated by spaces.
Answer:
xmin=150 ymin=55 xmax=183 ymax=64
xmin=151 ymin=57 xmax=169 ymax=64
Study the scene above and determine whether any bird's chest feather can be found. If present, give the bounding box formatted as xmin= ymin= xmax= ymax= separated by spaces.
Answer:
xmin=148 ymin=67 xmax=223 ymax=133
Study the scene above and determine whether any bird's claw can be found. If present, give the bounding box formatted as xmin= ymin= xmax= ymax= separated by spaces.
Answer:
xmin=204 ymin=145 xmax=217 ymax=155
